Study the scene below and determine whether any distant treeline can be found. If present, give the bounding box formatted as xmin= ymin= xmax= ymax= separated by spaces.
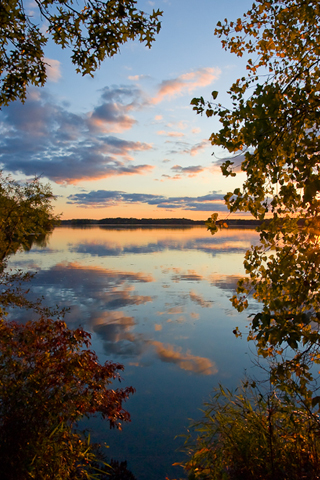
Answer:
xmin=59 ymin=217 xmax=271 ymax=227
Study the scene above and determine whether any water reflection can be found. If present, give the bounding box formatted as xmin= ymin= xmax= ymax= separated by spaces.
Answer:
xmin=9 ymin=226 xmax=259 ymax=480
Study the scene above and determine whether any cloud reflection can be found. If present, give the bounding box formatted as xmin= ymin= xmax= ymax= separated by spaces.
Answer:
xmin=92 ymin=311 xmax=217 ymax=375
xmin=68 ymin=230 xmax=257 ymax=259
xmin=150 ymin=341 xmax=217 ymax=375
xmin=189 ymin=291 xmax=213 ymax=308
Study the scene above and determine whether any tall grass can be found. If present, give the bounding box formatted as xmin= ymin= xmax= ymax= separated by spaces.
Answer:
xmin=182 ymin=383 xmax=320 ymax=480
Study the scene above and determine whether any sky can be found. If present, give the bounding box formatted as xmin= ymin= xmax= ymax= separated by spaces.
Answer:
xmin=0 ymin=0 xmax=255 ymax=220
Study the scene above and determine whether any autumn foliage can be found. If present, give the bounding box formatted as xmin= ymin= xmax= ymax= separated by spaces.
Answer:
xmin=0 ymin=316 xmax=134 ymax=479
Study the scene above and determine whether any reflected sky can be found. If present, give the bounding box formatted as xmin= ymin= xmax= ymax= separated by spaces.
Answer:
xmin=8 ymin=226 xmax=260 ymax=480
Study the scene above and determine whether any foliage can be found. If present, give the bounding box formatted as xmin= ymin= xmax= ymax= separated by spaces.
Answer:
xmin=0 ymin=316 xmax=134 ymax=480
xmin=0 ymin=0 xmax=162 ymax=107
xmin=192 ymin=0 xmax=320 ymax=398
xmin=182 ymin=383 xmax=320 ymax=480
xmin=0 ymin=172 xmax=59 ymax=264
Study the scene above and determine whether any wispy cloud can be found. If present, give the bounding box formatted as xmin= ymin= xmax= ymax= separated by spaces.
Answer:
xmin=171 ymin=164 xmax=204 ymax=177
xmin=151 ymin=67 xmax=221 ymax=104
xmin=164 ymin=138 xmax=211 ymax=157
xmin=128 ymin=74 xmax=151 ymax=81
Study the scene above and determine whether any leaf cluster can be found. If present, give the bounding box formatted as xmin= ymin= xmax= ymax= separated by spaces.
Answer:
xmin=0 ymin=0 xmax=162 ymax=106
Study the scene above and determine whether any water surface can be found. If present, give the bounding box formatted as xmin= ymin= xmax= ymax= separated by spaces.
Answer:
xmin=9 ymin=226 xmax=260 ymax=480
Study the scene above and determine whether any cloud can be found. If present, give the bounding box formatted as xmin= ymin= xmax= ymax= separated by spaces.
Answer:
xmin=157 ymin=130 xmax=185 ymax=138
xmin=87 ymin=86 xmax=143 ymax=134
xmin=163 ymin=138 xmax=210 ymax=157
xmin=128 ymin=74 xmax=151 ymax=81
xmin=190 ymin=139 xmax=211 ymax=156
xmin=44 ymin=57 xmax=62 ymax=82
xmin=67 ymin=189 xmax=228 ymax=211
xmin=171 ymin=164 xmax=205 ymax=177
xmin=0 ymin=87 xmax=152 ymax=183
xmin=88 ymin=104 xmax=136 ymax=133
xmin=151 ymin=67 xmax=221 ymax=104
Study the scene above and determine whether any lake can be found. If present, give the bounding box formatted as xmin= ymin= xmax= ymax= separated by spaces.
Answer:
xmin=8 ymin=226 xmax=260 ymax=480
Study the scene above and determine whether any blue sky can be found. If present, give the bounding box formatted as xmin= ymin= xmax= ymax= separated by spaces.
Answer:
xmin=0 ymin=0 xmax=254 ymax=220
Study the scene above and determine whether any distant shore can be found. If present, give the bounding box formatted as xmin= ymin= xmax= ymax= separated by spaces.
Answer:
xmin=59 ymin=217 xmax=264 ymax=227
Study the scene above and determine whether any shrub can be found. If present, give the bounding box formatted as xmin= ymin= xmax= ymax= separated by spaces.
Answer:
xmin=0 ymin=317 xmax=134 ymax=479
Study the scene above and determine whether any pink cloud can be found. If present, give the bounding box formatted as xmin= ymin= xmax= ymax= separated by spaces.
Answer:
xmin=151 ymin=67 xmax=221 ymax=104
xmin=157 ymin=130 xmax=185 ymax=137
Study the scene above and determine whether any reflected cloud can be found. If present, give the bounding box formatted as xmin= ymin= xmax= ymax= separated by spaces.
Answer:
xmin=150 ymin=341 xmax=217 ymax=375
xmin=209 ymin=274 xmax=243 ymax=293
xmin=7 ymin=262 xmax=155 ymax=327
xmin=91 ymin=311 xmax=147 ymax=357
xmin=157 ymin=306 xmax=184 ymax=316
xmin=68 ymin=234 xmax=251 ymax=259
xmin=92 ymin=310 xmax=216 ymax=375
xmin=189 ymin=290 xmax=213 ymax=308
xmin=172 ymin=270 xmax=204 ymax=283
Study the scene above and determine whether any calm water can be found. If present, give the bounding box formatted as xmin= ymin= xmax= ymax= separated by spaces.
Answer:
xmin=9 ymin=226 xmax=260 ymax=480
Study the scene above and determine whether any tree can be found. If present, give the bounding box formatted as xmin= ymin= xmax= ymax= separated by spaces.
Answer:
xmin=192 ymin=0 xmax=320 ymax=401
xmin=0 ymin=316 xmax=134 ymax=480
xmin=0 ymin=172 xmax=59 ymax=264
xmin=0 ymin=0 xmax=162 ymax=106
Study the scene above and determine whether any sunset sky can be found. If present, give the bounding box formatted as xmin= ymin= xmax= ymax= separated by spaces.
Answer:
xmin=0 ymin=0 xmax=254 ymax=220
